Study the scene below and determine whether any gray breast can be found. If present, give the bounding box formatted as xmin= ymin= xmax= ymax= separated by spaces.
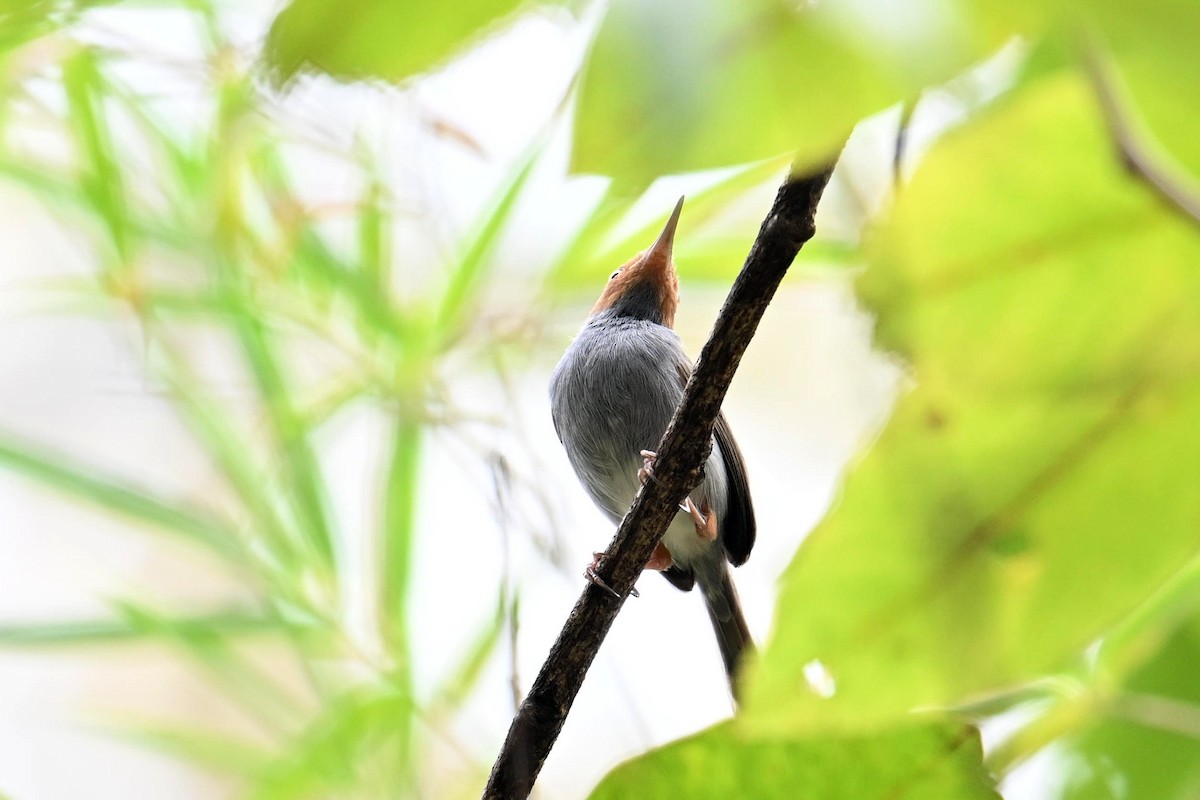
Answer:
xmin=549 ymin=313 xmax=687 ymax=520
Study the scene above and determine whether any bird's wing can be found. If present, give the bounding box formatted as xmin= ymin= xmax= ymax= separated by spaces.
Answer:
xmin=674 ymin=360 xmax=756 ymax=567
xmin=713 ymin=412 xmax=756 ymax=566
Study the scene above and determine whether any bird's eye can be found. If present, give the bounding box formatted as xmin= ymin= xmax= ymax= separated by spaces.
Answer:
xmin=608 ymin=269 xmax=621 ymax=281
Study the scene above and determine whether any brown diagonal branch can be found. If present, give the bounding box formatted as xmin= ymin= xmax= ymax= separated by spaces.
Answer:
xmin=482 ymin=154 xmax=840 ymax=800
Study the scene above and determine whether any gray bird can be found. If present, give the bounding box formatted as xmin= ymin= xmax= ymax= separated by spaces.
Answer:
xmin=549 ymin=197 xmax=755 ymax=696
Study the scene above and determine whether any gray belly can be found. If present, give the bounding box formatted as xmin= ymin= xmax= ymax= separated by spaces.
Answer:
xmin=549 ymin=315 xmax=730 ymax=533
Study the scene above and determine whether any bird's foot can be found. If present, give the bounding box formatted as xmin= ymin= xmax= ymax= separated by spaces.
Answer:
xmin=637 ymin=449 xmax=657 ymax=485
xmin=585 ymin=551 xmax=640 ymax=599
xmin=638 ymin=450 xmax=697 ymax=515
xmin=680 ymin=497 xmax=718 ymax=541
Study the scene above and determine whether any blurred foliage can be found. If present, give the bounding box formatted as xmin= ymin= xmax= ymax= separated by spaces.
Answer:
xmin=1061 ymin=620 xmax=1200 ymax=800
xmin=0 ymin=0 xmax=1199 ymax=799
xmin=0 ymin=1 xmax=544 ymax=797
xmin=264 ymin=0 xmax=544 ymax=86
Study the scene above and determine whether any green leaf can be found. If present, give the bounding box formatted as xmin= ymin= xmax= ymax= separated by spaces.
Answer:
xmin=590 ymin=721 xmax=998 ymax=800
xmin=247 ymin=686 xmax=414 ymax=800
xmin=435 ymin=140 xmax=542 ymax=343
xmin=0 ymin=609 xmax=279 ymax=648
xmin=150 ymin=346 xmax=305 ymax=578
xmin=376 ymin=414 xmax=423 ymax=793
xmin=226 ymin=296 xmax=337 ymax=571
xmin=573 ymin=0 xmax=1000 ymax=190
xmin=744 ymin=70 xmax=1200 ymax=734
xmin=114 ymin=601 xmax=306 ymax=730
xmin=1061 ymin=619 xmax=1200 ymax=800
xmin=63 ymin=47 xmax=131 ymax=262
xmin=985 ymin=0 xmax=1200 ymax=176
xmin=0 ymin=1 xmax=108 ymax=55
xmin=0 ymin=434 xmax=243 ymax=562
xmin=264 ymin=0 xmax=534 ymax=85
xmin=122 ymin=723 xmax=274 ymax=779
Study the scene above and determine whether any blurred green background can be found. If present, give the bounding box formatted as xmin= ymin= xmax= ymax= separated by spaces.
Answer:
xmin=0 ymin=1 xmax=1198 ymax=798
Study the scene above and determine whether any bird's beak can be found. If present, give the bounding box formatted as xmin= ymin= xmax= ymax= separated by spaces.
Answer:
xmin=640 ymin=195 xmax=684 ymax=278
xmin=588 ymin=196 xmax=684 ymax=324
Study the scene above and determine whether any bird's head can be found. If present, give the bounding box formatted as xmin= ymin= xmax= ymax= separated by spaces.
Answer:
xmin=590 ymin=196 xmax=684 ymax=328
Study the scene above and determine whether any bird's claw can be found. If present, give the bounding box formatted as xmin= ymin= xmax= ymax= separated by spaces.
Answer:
xmin=637 ymin=449 xmax=658 ymax=486
xmin=680 ymin=497 xmax=717 ymax=541
xmin=679 ymin=496 xmax=706 ymax=526
xmin=586 ymin=552 xmax=639 ymax=599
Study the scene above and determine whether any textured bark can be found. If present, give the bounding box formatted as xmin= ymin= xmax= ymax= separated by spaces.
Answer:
xmin=482 ymin=156 xmax=840 ymax=800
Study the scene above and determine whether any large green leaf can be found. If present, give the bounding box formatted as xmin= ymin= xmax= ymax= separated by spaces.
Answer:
xmin=574 ymin=0 xmax=1200 ymax=192
xmin=743 ymin=70 xmax=1200 ymax=734
xmin=989 ymin=0 xmax=1200 ymax=176
xmin=572 ymin=0 xmax=1005 ymax=190
xmin=264 ymin=0 xmax=535 ymax=84
xmin=589 ymin=721 xmax=997 ymax=799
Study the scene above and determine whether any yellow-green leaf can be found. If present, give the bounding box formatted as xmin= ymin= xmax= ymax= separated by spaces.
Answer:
xmin=744 ymin=70 xmax=1200 ymax=734
xmin=590 ymin=721 xmax=998 ymax=800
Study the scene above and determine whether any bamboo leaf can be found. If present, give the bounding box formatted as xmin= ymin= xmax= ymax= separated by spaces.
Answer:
xmin=113 ymin=601 xmax=308 ymax=730
xmin=63 ymin=47 xmax=131 ymax=262
xmin=0 ymin=434 xmax=243 ymax=562
xmin=434 ymin=142 xmax=542 ymax=344
xmin=121 ymin=723 xmax=275 ymax=778
xmin=247 ymin=686 xmax=414 ymax=800
xmin=0 ymin=608 xmax=281 ymax=648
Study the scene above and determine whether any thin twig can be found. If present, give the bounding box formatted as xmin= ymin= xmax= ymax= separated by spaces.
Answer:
xmin=481 ymin=153 xmax=841 ymax=799
xmin=1084 ymin=43 xmax=1200 ymax=228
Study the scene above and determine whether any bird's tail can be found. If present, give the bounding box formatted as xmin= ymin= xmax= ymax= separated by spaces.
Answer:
xmin=700 ymin=565 xmax=754 ymax=702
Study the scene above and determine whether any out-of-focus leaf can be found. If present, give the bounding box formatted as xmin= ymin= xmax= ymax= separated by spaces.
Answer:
xmin=264 ymin=0 xmax=533 ymax=85
xmin=743 ymin=70 xmax=1200 ymax=735
xmin=248 ymin=686 xmax=413 ymax=800
xmin=149 ymin=345 xmax=306 ymax=580
xmin=0 ymin=435 xmax=243 ymax=562
xmin=63 ymin=47 xmax=132 ymax=261
xmin=376 ymin=414 xmax=423 ymax=792
xmin=123 ymin=724 xmax=274 ymax=778
xmin=590 ymin=721 xmax=997 ymax=800
xmin=573 ymin=0 xmax=1003 ymax=191
xmin=435 ymin=141 xmax=542 ymax=343
xmin=0 ymin=0 xmax=110 ymax=54
xmin=0 ymin=609 xmax=279 ymax=648
xmin=379 ymin=416 xmax=422 ymax=653
xmin=1061 ymin=619 xmax=1200 ymax=800
xmin=983 ymin=0 xmax=1200 ymax=176
xmin=224 ymin=294 xmax=337 ymax=572
xmin=575 ymin=0 xmax=1200 ymax=192
xmin=0 ymin=157 xmax=188 ymax=249
xmin=354 ymin=174 xmax=396 ymax=341
xmin=114 ymin=601 xmax=307 ymax=730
